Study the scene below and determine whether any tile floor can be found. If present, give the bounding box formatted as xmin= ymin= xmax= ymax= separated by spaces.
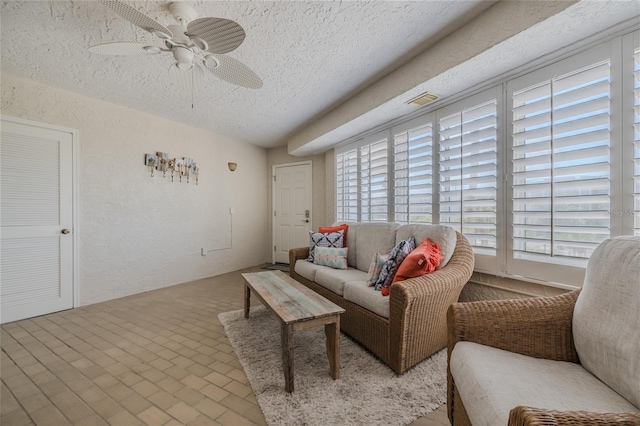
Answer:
xmin=1 ymin=266 xmax=450 ymax=426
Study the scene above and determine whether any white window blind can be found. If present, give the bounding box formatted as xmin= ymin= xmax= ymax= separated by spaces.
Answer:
xmin=336 ymin=149 xmax=358 ymax=222
xmin=393 ymin=123 xmax=433 ymax=224
xmin=634 ymin=47 xmax=640 ymax=235
xmin=439 ymin=99 xmax=498 ymax=255
xmin=511 ymin=61 xmax=611 ymax=264
xmin=360 ymin=139 xmax=388 ymax=222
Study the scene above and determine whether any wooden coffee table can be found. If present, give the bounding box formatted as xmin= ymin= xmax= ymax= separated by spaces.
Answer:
xmin=241 ymin=270 xmax=345 ymax=393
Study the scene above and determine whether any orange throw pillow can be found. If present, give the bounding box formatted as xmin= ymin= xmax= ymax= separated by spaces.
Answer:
xmin=319 ymin=224 xmax=349 ymax=246
xmin=382 ymin=238 xmax=441 ymax=295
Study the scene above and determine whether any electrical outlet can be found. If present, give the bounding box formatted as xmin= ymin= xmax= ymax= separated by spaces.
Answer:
xmin=201 ymin=248 xmax=207 ymax=256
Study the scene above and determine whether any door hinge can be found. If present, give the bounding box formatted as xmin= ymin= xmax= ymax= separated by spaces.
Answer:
xmin=274 ymin=245 xmax=276 ymax=252
xmin=274 ymin=210 xmax=276 ymax=217
xmin=273 ymin=175 xmax=276 ymax=182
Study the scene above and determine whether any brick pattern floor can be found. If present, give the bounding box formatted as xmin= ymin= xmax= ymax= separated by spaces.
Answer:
xmin=1 ymin=266 xmax=450 ymax=426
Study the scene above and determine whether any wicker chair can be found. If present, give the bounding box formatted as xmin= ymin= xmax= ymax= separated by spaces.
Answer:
xmin=291 ymin=231 xmax=474 ymax=374
xmin=447 ymin=236 xmax=640 ymax=426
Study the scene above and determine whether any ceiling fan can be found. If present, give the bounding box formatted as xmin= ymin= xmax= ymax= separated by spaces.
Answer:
xmin=89 ymin=0 xmax=262 ymax=93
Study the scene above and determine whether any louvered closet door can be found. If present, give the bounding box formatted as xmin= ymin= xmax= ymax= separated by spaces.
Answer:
xmin=1 ymin=118 xmax=74 ymax=324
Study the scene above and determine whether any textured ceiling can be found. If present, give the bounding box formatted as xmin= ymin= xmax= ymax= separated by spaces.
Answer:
xmin=0 ymin=0 xmax=492 ymax=148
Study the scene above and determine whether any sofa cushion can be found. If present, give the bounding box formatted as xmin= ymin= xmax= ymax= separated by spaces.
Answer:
xmin=294 ymin=259 xmax=323 ymax=282
xmin=313 ymin=246 xmax=348 ymax=269
xmin=366 ymin=252 xmax=390 ymax=286
xmin=319 ymin=224 xmax=349 ymax=246
xmin=354 ymin=222 xmax=400 ymax=272
xmin=315 ymin=267 xmax=368 ymax=296
xmin=396 ymin=224 xmax=456 ymax=269
xmin=343 ymin=281 xmax=390 ymax=319
xmin=307 ymin=230 xmax=344 ymax=262
xmin=392 ymin=238 xmax=441 ymax=284
xmin=573 ymin=236 xmax=640 ymax=408
xmin=375 ymin=237 xmax=416 ymax=294
xmin=333 ymin=222 xmax=360 ymax=268
xmin=451 ymin=342 xmax=639 ymax=426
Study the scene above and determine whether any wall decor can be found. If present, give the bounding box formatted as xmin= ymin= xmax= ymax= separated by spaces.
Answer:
xmin=144 ymin=152 xmax=199 ymax=184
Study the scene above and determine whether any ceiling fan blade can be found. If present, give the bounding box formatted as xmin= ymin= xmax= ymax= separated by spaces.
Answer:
xmin=187 ymin=18 xmax=245 ymax=54
xmin=202 ymin=54 xmax=262 ymax=89
xmin=89 ymin=42 xmax=161 ymax=56
xmin=100 ymin=0 xmax=172 ymax=39
xmin=168 ymin=64 xmax=204 ymax=93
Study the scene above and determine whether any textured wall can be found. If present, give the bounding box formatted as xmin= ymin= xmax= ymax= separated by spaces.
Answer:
xmin=265 ymin=146 xmax=326 ymax=261
xmin=1 ymin=74 xmax=268 ymax=306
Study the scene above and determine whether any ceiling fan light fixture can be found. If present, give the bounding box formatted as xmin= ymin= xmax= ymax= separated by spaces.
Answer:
xmin=190 ymin=36 xmax=208 ymax=51
xmin=173 ymin=46 xmax=194 ymax=70
xmin=204 ymin=55 xmax=219 ymax=69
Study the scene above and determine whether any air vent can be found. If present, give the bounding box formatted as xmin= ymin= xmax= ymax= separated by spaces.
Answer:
xmin=406 ymin=92 xmax=439 ymax=107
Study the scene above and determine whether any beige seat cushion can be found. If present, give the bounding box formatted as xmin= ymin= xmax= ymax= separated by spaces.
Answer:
xmin=315 ymin=267 xmax=368 ymax=296
xmin=573 ymin=236 xmax=640 ymax=408
xmin=343 ymin=281 xmax=390 ymax=318
xmin=294 ymin=259 xmax=323 ymax=282
xmin=451 ymin=342 xmax=639 ymax=426
xmin=396 ymin=224 xmax=456 ymax=269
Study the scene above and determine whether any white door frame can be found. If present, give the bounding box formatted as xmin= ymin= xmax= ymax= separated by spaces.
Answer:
xmin=272 ymin=160 xmax=312 ymax=264
xmin=2 ymin=115 xmax=80 ymax=308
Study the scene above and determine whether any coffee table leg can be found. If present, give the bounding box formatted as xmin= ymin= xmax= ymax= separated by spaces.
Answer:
xmin=325 ymin=316 xmax=340 ymax=380
xmin=281 ymin=324 xmax=294 ymax=393
xmin=244 ymin=283 xmax=250 ymax=319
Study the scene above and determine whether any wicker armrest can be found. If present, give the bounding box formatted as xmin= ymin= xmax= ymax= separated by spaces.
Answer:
xmin=289 ymin=247 xmax=310 ymax=267
xmin=509 ymin=406 xmax=640 ymax=426
xmin=388 ymin=232 xmax=475 ymax=373
xmin=447 ymin=290 xmax=580 ymax=363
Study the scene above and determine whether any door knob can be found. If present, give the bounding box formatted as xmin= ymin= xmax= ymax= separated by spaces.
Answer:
xmin=61 ymin=229 xmax=71 ymax=234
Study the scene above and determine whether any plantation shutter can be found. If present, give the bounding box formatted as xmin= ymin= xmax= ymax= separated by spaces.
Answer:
xmin=336 ymin=149 xmax=358 ymax=222
xmin=360 ymin=138 xmax=388 ymax=222
xmin=393 ymin=122 xmax=433 ymax=224
xmin=634 ymin=47 xmax=640 ymax=235
xmin=439 ymin=99 xmax=498 ymax=255
xmin=511 ymin=61 xmax=611 ymax=263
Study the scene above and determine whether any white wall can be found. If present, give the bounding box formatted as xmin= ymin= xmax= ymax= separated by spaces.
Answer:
xmin=1 ymin=74 xmax=268 ymax=306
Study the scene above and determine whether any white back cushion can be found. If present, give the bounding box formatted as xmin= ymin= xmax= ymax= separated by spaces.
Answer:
xmin=573 ymin=236 xmax=640 ymax=408
xmin=332 ymin=222 xmax=359 ymax=268
xmin=354 ymin=222 xmax=400 ymax=272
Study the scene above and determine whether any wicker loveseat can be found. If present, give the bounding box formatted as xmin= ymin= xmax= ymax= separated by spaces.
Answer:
xmin=289 ymin=222 xmax=474 ymax=374
xmin=447 ymin=236 xmax=640 ymax=426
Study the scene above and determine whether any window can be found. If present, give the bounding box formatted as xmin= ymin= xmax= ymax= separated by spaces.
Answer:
xmin=393 ymin=118 xmax=433 ymax=224
xmin=510 ymin=60 xmax=611 ymax=265
xmin=438 ymin=94 xmax=498 ymax=257
xmin=360 ymin=138 xmax=389 ymax=222
xmin=336 ymin=149 xmax=357 ymax=222
xmin=334 ymin=30 xmax=639 ymax=287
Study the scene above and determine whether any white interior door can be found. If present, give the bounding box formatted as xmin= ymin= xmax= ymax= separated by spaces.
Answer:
xmin=1 ymin=117 xmax=75 ymax=324
xmin=273 ymin=163 xmax=312 ymax=264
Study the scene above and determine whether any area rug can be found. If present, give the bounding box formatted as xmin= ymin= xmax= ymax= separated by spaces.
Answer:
xmin=219 ymin=306 xmax=446 ymax=426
